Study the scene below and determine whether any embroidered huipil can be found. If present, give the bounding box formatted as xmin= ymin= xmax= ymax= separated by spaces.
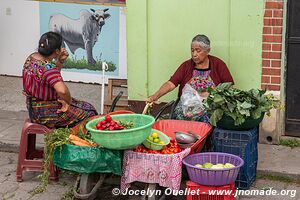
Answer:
xmin=22 ymin=56 xmax=63 ymax=100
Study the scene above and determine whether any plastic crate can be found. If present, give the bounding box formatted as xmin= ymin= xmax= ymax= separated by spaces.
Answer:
xmin=212 ymin=128 xmax=258 ymax=190
xmin=186 ymin=181 xmax=235 ymax=200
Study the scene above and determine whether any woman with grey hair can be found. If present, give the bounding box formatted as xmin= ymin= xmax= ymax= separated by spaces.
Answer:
xmin=147 ymin=34 xmax=234 ymax=122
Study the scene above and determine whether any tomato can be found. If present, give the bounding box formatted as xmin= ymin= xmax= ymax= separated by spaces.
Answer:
xmin=108 ymin=126 xmax=115 ymax=131
xmin=110 ymin=121 xmax=116 ymax=126
xmin=173 ymin=147 xmax=181 ymax=153
xmin=105 ymin=115 xmax=112 ymax=122
xmin=100 ymin=120 xmax=106 ymax=125
xmin=161 ymin=149 xmax=168 ymax=154
xmin=165 ymin=149 xmax=172 ymax=154
xmin=152 ymin=150 xmax=160 ymax=154
xmin=135 ymin=146 xmax=144 ymax=152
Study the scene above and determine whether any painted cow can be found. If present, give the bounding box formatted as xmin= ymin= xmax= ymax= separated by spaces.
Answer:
xmin=49 ymin=8 xmax=110 ymax=65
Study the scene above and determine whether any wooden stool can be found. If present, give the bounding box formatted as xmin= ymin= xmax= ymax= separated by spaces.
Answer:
xmin=16 ymin=119 xmax=58 ymax=182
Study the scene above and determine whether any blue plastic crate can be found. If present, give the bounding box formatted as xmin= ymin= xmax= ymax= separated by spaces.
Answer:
xmin=236 ymin=166 xmax=256 ymax=189
xmin=212 ymin=127 xmax=258 ymax=189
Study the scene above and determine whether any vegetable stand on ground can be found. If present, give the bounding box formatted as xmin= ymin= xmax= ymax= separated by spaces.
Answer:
xmin=53 ymin=104 xmax=154 ymax=199
xmin=48 ymin=102 xmax=212 ymax=200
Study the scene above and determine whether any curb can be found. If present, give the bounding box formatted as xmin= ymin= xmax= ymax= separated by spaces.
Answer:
xmin=257 ymin=169 xmax=300 ymax=182
xmin=0 ymin=142 xmax=19 ymax=153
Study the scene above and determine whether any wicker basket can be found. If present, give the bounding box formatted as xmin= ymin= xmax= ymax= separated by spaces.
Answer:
xmin=86 ymin=114 xmax=155 ymax=150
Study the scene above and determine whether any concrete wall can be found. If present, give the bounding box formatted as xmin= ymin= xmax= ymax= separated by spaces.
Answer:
xmin=127 ymin=0 xmax=264 ymax=101
xmin=0 ymin=0 xmax=127 ymax=84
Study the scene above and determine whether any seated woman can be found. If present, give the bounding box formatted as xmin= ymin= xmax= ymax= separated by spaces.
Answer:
xmin=147 ymin=34 xmax=234 ymax=122
xmin=22 ymin=31 xmax=97 ymax=128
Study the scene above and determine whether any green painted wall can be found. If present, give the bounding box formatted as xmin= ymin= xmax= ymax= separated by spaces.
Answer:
xmin=127 ymin=0 xmax=264 ymax=101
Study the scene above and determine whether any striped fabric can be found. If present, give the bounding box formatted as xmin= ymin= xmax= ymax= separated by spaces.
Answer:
xmin=27 ymin=97 xmax=98 ymax=128
xmin=23 ymin=56 xmax=62 ymax=100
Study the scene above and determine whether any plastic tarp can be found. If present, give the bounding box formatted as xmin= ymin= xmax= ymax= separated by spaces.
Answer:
xmin=53 ymin=144 xmax=122 ymax=175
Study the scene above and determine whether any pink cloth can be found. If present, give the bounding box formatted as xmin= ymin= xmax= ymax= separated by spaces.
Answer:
xmin=120 ymin=148 xmax=191 ymax=192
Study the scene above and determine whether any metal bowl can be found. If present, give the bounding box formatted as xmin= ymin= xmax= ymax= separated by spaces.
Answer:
xmin=175 ymin=131 xmax=200 ymax=144
xmin=177 ymin=142 xmax=194 ymax=149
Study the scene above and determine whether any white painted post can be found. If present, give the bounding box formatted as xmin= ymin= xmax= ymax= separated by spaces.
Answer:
xmin=101 ymin=62 xmax=108 ymax=115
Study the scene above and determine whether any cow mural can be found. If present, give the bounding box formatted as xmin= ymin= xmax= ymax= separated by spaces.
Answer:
xmin=49 ymin=8 xmax=110 ymax=65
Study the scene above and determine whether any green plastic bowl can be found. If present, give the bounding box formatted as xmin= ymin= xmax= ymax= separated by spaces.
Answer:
xmin=216 ymin=113 xmax=265 ymax=130
xmin=86 ymin=114 xmax=155 ymax=150
xmin=142 ymin=129 xmax=170 ymax=150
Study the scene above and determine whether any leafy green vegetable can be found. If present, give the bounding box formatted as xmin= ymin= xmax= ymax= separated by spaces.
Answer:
xmin=32 ymin=128 xmax=70 ymax=194
xmin=204 ymin=83 xmax=281 ymax=126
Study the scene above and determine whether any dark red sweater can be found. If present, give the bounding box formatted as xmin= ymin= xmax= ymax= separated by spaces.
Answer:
xmin=169 ymin=55 xmax=234 ymax=97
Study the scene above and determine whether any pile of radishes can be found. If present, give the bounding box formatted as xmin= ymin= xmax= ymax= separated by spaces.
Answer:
xmin=95 ymin=115 xmax=124 ymax=131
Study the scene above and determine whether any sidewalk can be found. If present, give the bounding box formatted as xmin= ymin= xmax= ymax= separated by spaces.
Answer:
xmin=1 ymin=109 xmax=300 ymax=181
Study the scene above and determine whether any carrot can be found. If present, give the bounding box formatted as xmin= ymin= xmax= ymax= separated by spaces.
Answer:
xmin=70 ymin=140 xmax=91 ymax=147
xmin=69 ymin=134 xmax=93 ymax=147
xmin=90 ymin=142 xmax=98 ymax=147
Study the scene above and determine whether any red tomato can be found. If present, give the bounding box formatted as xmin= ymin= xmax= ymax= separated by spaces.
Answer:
xmin=100 ymin=120 xmax=106 ymax=125
xmin=173 ymin=147 xmax=181 ymax=153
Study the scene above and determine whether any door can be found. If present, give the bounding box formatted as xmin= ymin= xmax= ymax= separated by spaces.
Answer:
xmin=285 ymin=0 xmax=300 ymax=136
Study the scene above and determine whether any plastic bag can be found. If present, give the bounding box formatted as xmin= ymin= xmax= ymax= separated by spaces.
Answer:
xmin=180 ymin=84 xmax=205 ymax=119
xmin=53 ymin=144 xmax=122 ymax=175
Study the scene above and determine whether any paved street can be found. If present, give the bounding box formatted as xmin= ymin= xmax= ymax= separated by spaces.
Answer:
xmin=0 ymin=151 xmax=299 ymax=200
xmin=0 ymin=151 xmax=76 ymax=200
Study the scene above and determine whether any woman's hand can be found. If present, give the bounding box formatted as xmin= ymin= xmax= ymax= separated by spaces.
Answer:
xmin=146 ymin=95 xmax=158 ymax=104
xmin=201 ymin=92 xmax=209 ymax=98
xmin=57 ymin=99 xmax=70 ymax=113
xmin=58 ymin=48 xmax=69 ymax=63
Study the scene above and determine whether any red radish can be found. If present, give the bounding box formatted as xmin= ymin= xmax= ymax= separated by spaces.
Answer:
xmin=114 ymin=124 xmax=120 ymax=130
xmin=96 ymin=123 xmax=101 ymax=129
xmin=105 ymin=115 xmax=112 ymax=122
